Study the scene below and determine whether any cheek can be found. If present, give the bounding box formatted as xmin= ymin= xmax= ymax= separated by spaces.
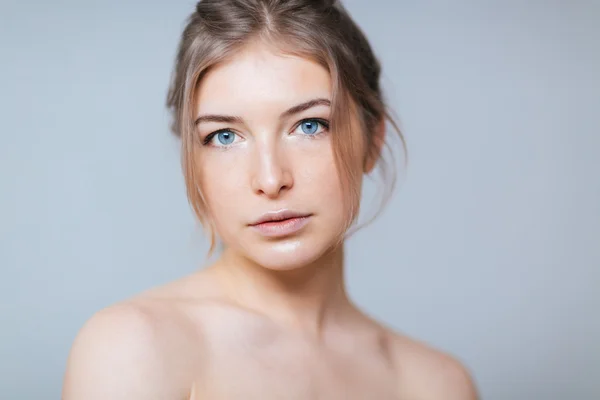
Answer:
xmin=293 ymin=144 xmax=345 ymax=212
xmin=304 ymin=159 xmax=343 ymax=201
xmin=195 ymin=154 xmax=245 ymax=226
xmin=296 ymin=142 xmax=364 ymax=229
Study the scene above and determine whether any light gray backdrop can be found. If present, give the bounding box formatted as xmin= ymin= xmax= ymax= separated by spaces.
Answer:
xmin=1 ymin=1 xmax=598 ymax=399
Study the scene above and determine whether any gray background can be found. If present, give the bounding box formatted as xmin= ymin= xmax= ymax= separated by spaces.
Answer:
xmin=1 ymin=0 xmax=599 ymax=399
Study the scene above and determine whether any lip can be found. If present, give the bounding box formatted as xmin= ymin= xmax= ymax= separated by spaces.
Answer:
xmin=249 ymin=210 xmax=312 ymax=238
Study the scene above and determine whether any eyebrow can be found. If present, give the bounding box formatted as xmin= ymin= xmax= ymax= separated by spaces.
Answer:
xmin=194 ymin=98 xmax=331 ymax=126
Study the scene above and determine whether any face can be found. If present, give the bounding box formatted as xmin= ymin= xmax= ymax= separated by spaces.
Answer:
xmin=193 ymin=42 xmax=362 ymax=270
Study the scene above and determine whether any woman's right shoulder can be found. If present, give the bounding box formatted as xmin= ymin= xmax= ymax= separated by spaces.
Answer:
xmin=69 ymin=301 xmax=170 ymax=351
xmin=62 ymin=299 xmax=202 ymax=400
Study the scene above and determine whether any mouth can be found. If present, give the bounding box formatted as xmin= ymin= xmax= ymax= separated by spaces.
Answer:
xmin=249 ymin=210 xmax=312 ymax=238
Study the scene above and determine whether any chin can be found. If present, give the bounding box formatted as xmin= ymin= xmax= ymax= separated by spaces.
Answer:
xmin=246 ymin=237 xmax=331 ymax=271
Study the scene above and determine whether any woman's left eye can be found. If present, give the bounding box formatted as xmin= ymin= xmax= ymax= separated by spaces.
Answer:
xmin=294 ymin=119 xmax=329 ymax=136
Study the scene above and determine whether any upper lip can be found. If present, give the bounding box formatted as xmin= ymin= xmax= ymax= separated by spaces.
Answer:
xmin=249 ymin=209 xmax=311 ymax=226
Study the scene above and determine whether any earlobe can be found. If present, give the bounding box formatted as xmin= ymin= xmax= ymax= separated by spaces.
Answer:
xmin=364 ymin=118 xmax=386 ymax=174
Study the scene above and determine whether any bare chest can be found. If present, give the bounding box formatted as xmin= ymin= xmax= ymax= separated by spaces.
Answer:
xmin=192 ymin=340 xmax=399 ymax=399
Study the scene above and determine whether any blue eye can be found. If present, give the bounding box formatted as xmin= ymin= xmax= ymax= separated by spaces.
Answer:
xmin=297 ymin=119 xmax=328 ymax=136
xmin=302 ymin=120 xmax=318 ymax=134
xmin=204 ymin=130 xmax=238 ymax=147
xmin=216 ymin=131 xmax=235 ymax=145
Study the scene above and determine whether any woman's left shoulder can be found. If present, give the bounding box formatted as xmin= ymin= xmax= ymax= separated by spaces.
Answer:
xmin=384 ymin=329 xmax=479 ymax=400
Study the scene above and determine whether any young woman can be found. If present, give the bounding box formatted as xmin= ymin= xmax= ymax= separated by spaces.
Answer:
xmin=63 ymin=0 xmax=478 ymax=399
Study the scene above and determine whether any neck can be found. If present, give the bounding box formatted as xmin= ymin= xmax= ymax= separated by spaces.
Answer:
xmin=211 ymin=244 xmax=352 ymax=336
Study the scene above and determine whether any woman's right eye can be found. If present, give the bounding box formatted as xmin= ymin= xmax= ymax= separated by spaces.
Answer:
xmin=203 ymin=130 xmax=240 ymax=147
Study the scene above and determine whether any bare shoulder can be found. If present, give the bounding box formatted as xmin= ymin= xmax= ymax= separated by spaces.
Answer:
xmin=387 ymin=330 xmax=479 ymax=400
xmin=63 ymin=284 xmax=205 ymax=400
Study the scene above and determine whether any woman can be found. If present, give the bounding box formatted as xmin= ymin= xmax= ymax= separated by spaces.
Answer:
xmin=63 ymin=0 xmax=478 ymax=398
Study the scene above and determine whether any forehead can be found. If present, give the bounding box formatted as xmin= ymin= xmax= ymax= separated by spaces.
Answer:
xmin=195 ymin=42 xmax=331 ymax=115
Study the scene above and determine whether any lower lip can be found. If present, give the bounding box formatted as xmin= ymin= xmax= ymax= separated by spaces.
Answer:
xmin=250 ymin=216 xmax=311 ymax=238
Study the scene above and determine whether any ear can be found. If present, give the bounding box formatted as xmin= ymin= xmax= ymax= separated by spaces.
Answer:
xmin=364 ymin=118 xmax=386 ymax=174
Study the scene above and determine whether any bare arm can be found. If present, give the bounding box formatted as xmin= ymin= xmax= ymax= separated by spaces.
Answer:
xmin=62 ymin=304 xmax=184 ymax=400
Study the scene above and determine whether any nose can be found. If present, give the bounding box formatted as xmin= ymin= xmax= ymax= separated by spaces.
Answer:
xmin=250 ymin=139 xmax=293 ymax=199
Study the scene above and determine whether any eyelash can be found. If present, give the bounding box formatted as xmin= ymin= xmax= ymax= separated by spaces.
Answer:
xmin=201 ymin=118 xmax=330 ymax=147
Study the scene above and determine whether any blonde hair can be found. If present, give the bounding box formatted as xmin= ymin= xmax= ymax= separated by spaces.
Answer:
xmin=166 ymin=0 xmax=405 ymax=254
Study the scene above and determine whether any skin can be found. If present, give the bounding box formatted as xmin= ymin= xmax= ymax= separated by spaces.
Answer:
xmin=62 ymin=41 xmax=478 ymax=400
